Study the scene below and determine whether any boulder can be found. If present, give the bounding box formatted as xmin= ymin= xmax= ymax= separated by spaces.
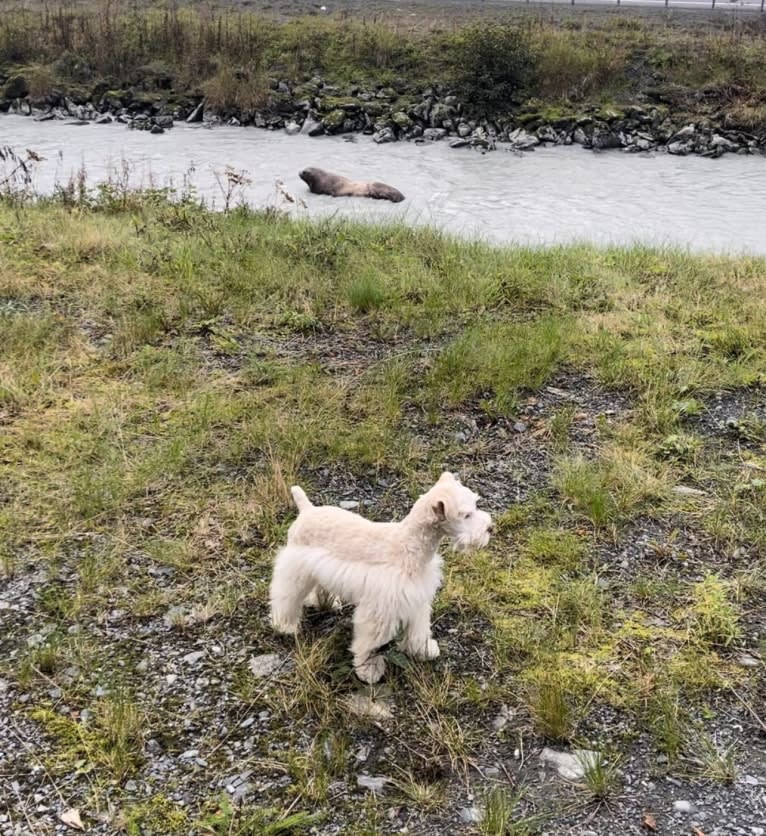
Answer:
xmin=4 ymin=75 xmax=29 ymax=99
xmin=422 ymin=127 xmax=447 ymax=141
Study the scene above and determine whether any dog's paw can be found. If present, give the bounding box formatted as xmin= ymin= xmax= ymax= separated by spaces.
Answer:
xmin=270 ymin=616 xmax=299 ymax=635
xmin=399 ymin=637 xmax=440 ymax=660
xmin=355 ymin=654 xmax=386 ymax=684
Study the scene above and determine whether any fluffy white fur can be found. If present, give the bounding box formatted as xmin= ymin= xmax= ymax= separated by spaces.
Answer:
xmin=269 ymin=472 xmax=493 ymax=683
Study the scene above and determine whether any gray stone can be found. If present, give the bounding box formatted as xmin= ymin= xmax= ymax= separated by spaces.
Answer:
xmin=459 ymin=806 xmax=483 ymax=824
xmin=182 ymin=651 xmax=205 ymax=665
xmin=672 ymin=800 xmax=697 ymax=814
xmin=540 ymin=747 xmax=600 ymax=781
xmin=507 ymin=128 xmax=540 ymax=150
xmin=248 ymin=653 xmax=283 ymax=679
xmin=186 ymin=101 xmax=204 ymax=123
xmin=339 ymin=500 xmax=359 ymax=510
xmin=300 ymin=117 xmax=323 ymax=137
xmin=284 ymin=120 xmax=301 ymax=135
xmin=422 ymin=128 xmax=447 ymax=141
xmin=357 ymin=774 xmax=388 ymax=793
xmin=372 ymin=127 xmax=395 ymax=144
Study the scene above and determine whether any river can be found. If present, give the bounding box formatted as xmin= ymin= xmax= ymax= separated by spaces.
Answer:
xmin=2 ymin=114 xmax=765 ymax=254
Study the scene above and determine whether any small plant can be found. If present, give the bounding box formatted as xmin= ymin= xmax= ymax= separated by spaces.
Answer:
xmin=553 ymin=456 xmax=615 ymax=530
xmin=578 ymin=749 xmax=621 ymax=800
xmin=687 ymin=574 xmax=742 ymax=648
xmin=657 ymin=432 xmax=702 ymax=463
xmin=548 ymin=405 xmax=576 ymax=450
xmin=528 ymin=673 xmax=575 ymax=742
xmin=685 ymin=731 xmax=738 ymax=783
xmin=479 ymin=786 xmax=539 ymax=836
xmin=197 ymin=794 xmax=319 ymax=835
xmin=648 ymin=690 xmax=687 ymax=763
xmin=347 ymin=274 xmax=387 ymax=312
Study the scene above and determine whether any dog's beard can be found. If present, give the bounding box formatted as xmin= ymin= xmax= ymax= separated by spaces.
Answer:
xmin=451 ymin=530 xmax=491 ymax=553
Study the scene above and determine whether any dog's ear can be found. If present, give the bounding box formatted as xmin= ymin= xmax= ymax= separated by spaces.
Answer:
xmin=432 ymin=499 xmax=447 ymax=522
xmin=438 ymin=471 xmax=456 ymax=483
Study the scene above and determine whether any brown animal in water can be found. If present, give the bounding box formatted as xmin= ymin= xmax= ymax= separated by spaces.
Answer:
xmin=299 ymin=167 xmax=405 ymax=203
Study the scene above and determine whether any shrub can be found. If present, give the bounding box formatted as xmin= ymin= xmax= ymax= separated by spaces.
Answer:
xmin=446 ymin=23 xmax=537 ymax=116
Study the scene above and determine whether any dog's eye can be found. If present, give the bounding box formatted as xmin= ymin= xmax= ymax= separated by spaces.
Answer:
xmin=463 ymin=511 xmax=473 ymax=519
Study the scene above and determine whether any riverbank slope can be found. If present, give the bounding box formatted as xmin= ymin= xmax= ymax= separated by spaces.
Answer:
xmin=1 ymin=2 xmax=766 ymax=155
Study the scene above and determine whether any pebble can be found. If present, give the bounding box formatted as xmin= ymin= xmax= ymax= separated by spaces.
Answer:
xmin=540 ymin=747 xmax=600 ymax=781
xmin=673 ymin=800 xmax=697 ymax=814
xmin=356 ymin=774 xmax=388 ymax=793
xmin=346 ymin=693 xmax=394 ymax=721
xmin=183 ymin=651 xmax=205 ymax=665
xmin=339 ymin=500 xmax=359 ymax=510
xmin=459 ymin=807 xmax=482 ymax=824
xmin=248 ymin=653 xmax=283 ymax=678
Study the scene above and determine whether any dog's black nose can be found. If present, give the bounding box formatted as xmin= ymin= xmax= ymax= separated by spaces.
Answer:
xmin=488 ymin=523 xmax=495 ymax=534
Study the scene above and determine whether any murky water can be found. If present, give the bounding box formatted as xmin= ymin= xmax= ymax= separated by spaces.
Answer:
xmin=2 ymin=114 xmax=766 ymax=254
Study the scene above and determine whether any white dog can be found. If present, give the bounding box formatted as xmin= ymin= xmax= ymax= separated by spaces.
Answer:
xmin=269 ymin=472 xmax=493 ymax=683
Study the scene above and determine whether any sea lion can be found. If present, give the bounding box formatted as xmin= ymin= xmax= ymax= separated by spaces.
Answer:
xmin=298 ymin=167 xmax=405 ymax=203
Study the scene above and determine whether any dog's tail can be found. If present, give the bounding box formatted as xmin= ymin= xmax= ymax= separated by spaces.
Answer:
xmin=290 ymin=485 xmax=313 ymax=512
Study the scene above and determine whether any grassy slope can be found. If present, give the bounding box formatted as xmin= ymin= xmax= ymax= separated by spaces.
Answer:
xmin=1 ymin=195 xmax=765 ymax=831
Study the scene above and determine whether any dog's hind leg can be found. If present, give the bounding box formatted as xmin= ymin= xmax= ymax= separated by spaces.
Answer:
xmin=269 ymin=547 xmax=317 ymax=634
xmin=351 ymin=606 xmax=398 ymax=684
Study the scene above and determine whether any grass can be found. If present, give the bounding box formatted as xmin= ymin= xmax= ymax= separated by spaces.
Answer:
xmin=0 ymin=187 xmax=764 ymax=830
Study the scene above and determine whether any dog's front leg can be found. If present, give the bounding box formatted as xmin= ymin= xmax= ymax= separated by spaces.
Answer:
xmin=399 ymin=604 xmax=440 ymax=660
xmin=351 ymin=606 xmax=397 ymax=683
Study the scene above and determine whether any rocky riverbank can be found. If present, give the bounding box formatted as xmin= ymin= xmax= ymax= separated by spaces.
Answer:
xmin=3 ymin=73 xmax=765 ymax=157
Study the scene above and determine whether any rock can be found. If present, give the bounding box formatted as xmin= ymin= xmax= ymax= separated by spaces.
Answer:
xmin=321 ymin=108 xmax=346 ymax=132
xmin=284 ymin=120 xmax=301 ymax=136
xmin=540 ymin=747 xmax=600 ymax=781
xmin=391 ymin=111 xmax=412 ymax=130
xmin=449 ymin=139 xmax=470 ymax=149
xmin=672 ymin=485 xmax=706 ymax=497
xmin=94 ymin=114 xmax=112 ymax=124
xmin=357 ymin=774 xmax=388 ymax=793
xmin=154 ymin=114 xmax=174 ymax=129
xmin=573 ymin=127 xmax=589 ymax=145
xmin=672 ymin=800 xmax=697 ymax=814
xmin=339 ymin=500 xmax=359 ymax=510
xmin=460 ymin=806 xmax=483 ymax=824
xmin=492 ymin=704 xmax=514 ymax=732
xmin=346 ymin=693 xmax=393 ymax=721
xmin=667 ymin=141 xmax=692 ymax=156
xmin=300 ymin=116 xmax=323 ymax=137
xmin=429 ymin=102 xmax=455 ymax=127
xmin=186 ymin=101 xmax=204 ymax=123
xmin=507 ymin=128 xmax=540 ymax=150
xmin=513 ymin=422 xmax=527 ymax=434
xmin=710 ymin=134 xmax=739 ymax=153
xmin=4 ymin=75 xmax=29 ymax=99
xmin=537 ymin=125 xmax=561 ymax=144
xmin=457 ymin=122 xmax=472 ymax=138
xmin=372 ymin=127 xmax=395 ymax=144
xmin=422 ymin=128 xmax=447 ymax=141
xmin=182 ymin=651 xmax=205 ymax=665
xmin=669 ymin=124 xmax=697 ymax=142
xmin=149 ymin=124 xmax=164 ymax=135
xmin=248 ymin=654 xmax=283 ymax=679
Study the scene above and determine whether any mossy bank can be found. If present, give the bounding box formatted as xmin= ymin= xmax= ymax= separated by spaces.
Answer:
xmin=1 ymin=187 xmax=765 ymax=833
xmin=2 ymin=5 xmax=766 ymax=155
